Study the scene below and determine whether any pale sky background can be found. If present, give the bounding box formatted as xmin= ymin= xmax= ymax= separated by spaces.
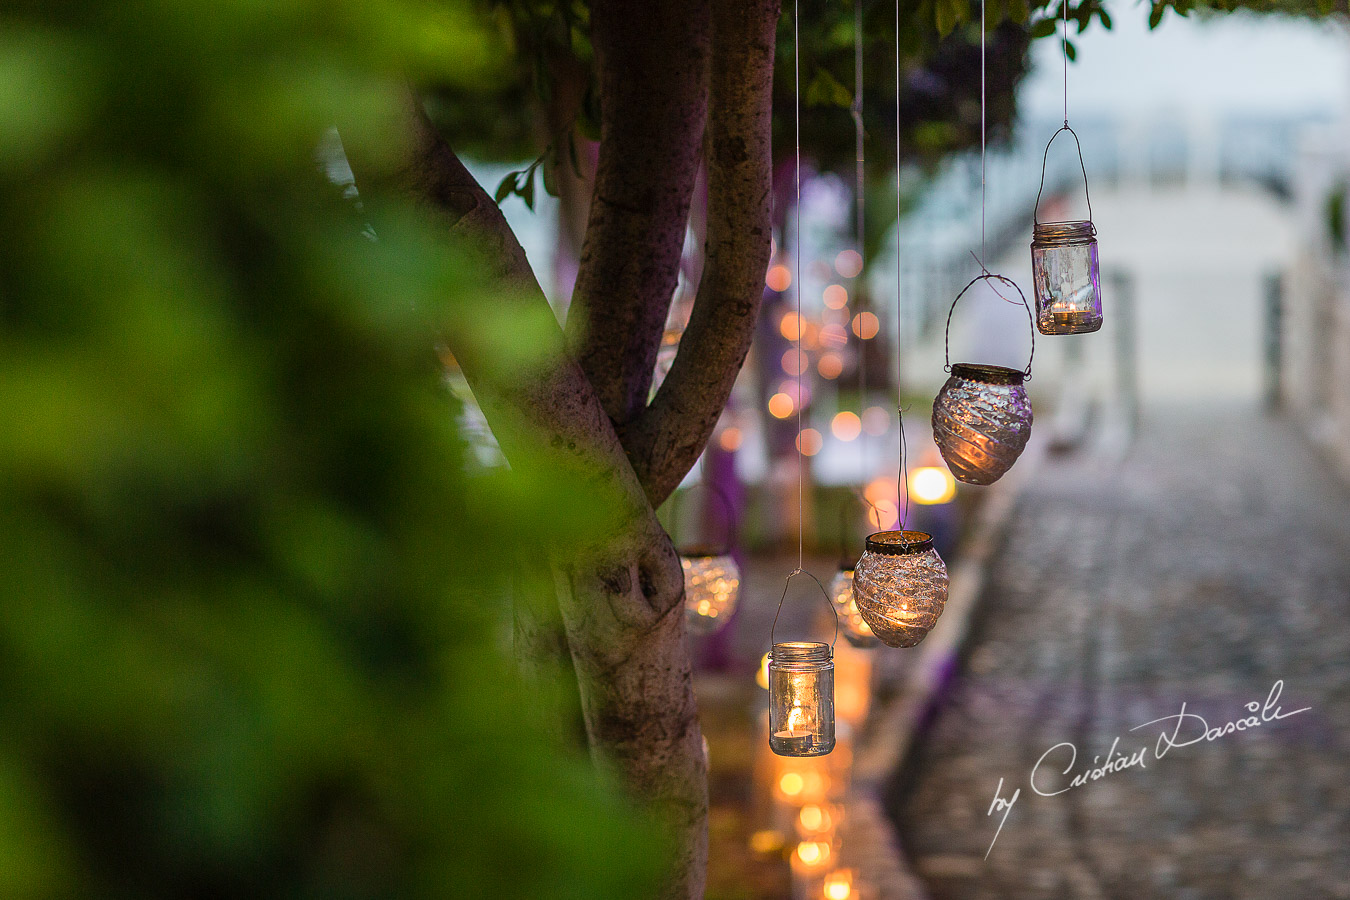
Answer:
xmin=1019 ymin=5 xmax=1349 ymax=121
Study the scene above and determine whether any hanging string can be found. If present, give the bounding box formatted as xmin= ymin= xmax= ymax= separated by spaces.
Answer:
xmin=793 ymin=0 xmax=804 ymax=574
xmin=852 ymin=0 xmax=868 ymax=527
xmin=979 ymin=0 xmax=986 ymax=268
xmin=1063 ymin=0 xmax=1069 ymax=127
xmin=893 ymin=0 xmax=911 ymax=536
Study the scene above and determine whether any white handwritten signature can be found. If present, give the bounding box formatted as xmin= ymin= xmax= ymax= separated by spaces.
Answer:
xmin=985 ymin=679 xmax=1310 ymax=859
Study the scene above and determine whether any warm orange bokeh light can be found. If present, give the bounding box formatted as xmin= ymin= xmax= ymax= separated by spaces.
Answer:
xmin=909 ymin=465 xmax=957 ymax=504
xmin=780 ymin=311 xmax=802 ymax=341
xmin=863 ymin=477 xmax=900 ymax=529
xmin=749 ymin=829 xmax=785 ymax=855
xmin=822 ymin=283 xmax=849 ymax=309
xmin=768 ymin=392 xmax=795 ymax=419
xmin=797 ymin=428 xmax=823 ymax=456
xmin=781 ymin=348 xmax=808 ymax=376
xmin=718 ymin=426 xmax=744 ymax=452
xmin=795 ymin=840 xmax=831 ymax=868
xmin=834 ymin=249 xmax=863 ymax=278
xmin=831 ymin=411 xmax=862 ymax=442
xmin=851 ymin=311 xmax=880 ymax=339
xmin=766 ymin=263 xmax=792 ymax=292
xmin=820 ymin=323 xmax=848 ymax=349
xmin=824 ymin=869 xmax=854 ymax=900
xmin=779 ymin=772 xmax=805 ymax=797
xmin=862 ymin=405 xmax=890 ymax=435
xmin=817 ymin=353 xmax=844 ymax=380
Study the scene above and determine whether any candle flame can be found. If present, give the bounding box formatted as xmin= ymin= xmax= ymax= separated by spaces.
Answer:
xmin=787 ymin=706 xmax=804 ymax=732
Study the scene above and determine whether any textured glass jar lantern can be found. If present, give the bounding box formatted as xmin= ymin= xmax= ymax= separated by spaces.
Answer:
xmin=768 ymin=642 xmax=835 ymax=757
xmin=828 ymin=565 xmax=880 ymax=649
xmin=1032 ymin=124 xmax=1102 ymax=335
xmin=682 ymin=546 xmax=741 ymax=635
xmin=933 ymin=273 xmax=1035 ymax=486
xmin=853 ymin=531 xmax=949 ymax=648
xmin=1031 ymin=221 xmax=1101 ymax=334
xmin=932 ymin=363 xmax=1033 ymax=485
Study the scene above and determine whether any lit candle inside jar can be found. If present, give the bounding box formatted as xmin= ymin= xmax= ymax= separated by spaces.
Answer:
xmin=773 ymin=706 xmax=814 ymax=752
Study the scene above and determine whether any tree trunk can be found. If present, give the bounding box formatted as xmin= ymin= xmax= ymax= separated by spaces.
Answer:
xmin=344 ymin=1 xmax=779 ymax=895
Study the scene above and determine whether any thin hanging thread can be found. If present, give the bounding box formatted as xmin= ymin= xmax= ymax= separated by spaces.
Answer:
xmin=852 ymin=0 xmax=868 ymax=529
xmin=1063 ymin=0 xmax=1069 ymax=127
xmin=894 ymin=0 xmax=910 ymax=535
xmin=769 ymin=0 xmax=841 ymax=654
xmin=793 ymin=0 xmax=804 ymax=575
xmin=979 ymin=0 xmax=986 ymax=267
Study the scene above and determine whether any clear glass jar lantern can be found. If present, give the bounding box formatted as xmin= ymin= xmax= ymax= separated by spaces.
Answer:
xmin=853 ymin=531 xmax=949 ymax=648
xmin=932 ymin=363 xmax=1034 ymax=485
xmin=1031 ymin=220 xmax=1101 ymax=334
xmin=768 ymin=641 xmax=835 ymax=757
xmin=828 ymin=565 xmax=880 ymax=649
xmin=1031 ymin=124 xmax=1102 ymax=335
xmin=682 ymin=546 xmax=741 ymax=635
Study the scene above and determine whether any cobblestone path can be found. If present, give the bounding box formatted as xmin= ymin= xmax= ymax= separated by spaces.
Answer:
xmin=893 ymin=404 xmax=1350 ymax=899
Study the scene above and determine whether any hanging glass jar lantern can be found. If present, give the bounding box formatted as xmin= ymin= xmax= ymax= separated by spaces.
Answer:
xmin=853 ymin=530 xmax=949 ymax=648
xmin=674 ymin=478 xmax=740 ymax=635
xmin=682 ymin=547 xmax=741 ymax=636
xmin=768 ymin=641 xmax=835 ymax=757
xmin=1031 ymin=126 xmax=1102 ymax=335
xmin=828 ymin=564 xmax=880 ymax=649
xmin=931 ymin=274 xmax=1035 ymax=485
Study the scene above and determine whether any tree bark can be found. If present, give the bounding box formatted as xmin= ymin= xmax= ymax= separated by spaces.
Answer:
xmin=345 ymin=94 xmax=707 ymax=899
xmin=621 ymin=0 xmax=782 ymax=509
xmin=565 ymin=0 xmax=711 ymax=428
xmin=345 ymin=0 xmax=780 ymax=892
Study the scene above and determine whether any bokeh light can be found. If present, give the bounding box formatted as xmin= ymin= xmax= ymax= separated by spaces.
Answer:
xmin=780 ymin=311 xmax=802 ymax=341
xmin=823 ymin=284 xmax=849 ymax=309
xmin=768 ymin=392 xmax=795 ymax=419
xmin=834 ymin=249 xmax=863 ymax=278
xmin=909 ymin=465 xmax=957 ymax=504
xmin=820 ymin=323 xmax=848 ymax=349
xmin=766 ymin=263 xmax=792 ymax=292
xmin=797 ymin=428 xmax=823 ymax=456
xmin=851 ymin=311 xmax=880 ymax=339
xmin=818 ymin=353 xmax=844 ymax=380
xmin=718 ymin=426 xmax=743 ymax=452
xmin=862 ymin=405 xmax=890 ymax=435
xmin=782 ymin=348 xmax=808 ymax=376
xmin=831 ymin=411 xmax=862 ymax=441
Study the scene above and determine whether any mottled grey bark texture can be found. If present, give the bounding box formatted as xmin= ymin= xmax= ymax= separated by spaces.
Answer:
xmin=346 ymin=2 xmax=779 ymax=895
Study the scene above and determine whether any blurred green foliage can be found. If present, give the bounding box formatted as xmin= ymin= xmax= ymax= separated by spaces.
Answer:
xmin=0 ymin=1 xmax=658 ymax=897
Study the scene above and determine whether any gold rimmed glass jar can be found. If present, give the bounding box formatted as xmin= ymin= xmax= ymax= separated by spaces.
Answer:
xmin=931 ymin=363 xmax=1033 ymax=485
xmin=852 ymin=530 xmax=949 ymax=648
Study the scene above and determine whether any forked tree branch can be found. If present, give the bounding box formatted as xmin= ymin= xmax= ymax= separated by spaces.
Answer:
xmin=621 ymin=0 xmax=781 ymax=509
xmin=564 ymin=0 xmax=712 ymax=429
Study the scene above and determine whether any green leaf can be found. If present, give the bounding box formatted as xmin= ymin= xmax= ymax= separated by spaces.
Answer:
xmin=805 ymin=68 xmax=852 ymax=108
xmin=493 ymin=173 xmax=517 ymax=205
xmin=1030 ymin=17 xmax=1058 ymax=38
xmin=521 ymin=169 xmax=536 ymax=210
xmin=1098 ymin=7 xmax=1113 ymax=29
xmin=1148 ymin=3 xmax=1165 ymax=28
xmin=935 ymin=0 xmax=958 ymax=36
xmin=1064 ymin=38 xmax=1077 ymax=61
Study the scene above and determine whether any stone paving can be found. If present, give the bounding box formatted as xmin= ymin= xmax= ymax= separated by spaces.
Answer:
xmin=892 ymin=403 xmax=1350 ymax=899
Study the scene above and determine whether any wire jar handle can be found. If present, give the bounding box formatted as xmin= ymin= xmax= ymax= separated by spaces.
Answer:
xmin=770 ymin=569 xmax=840 ymax=650
xmin=670 ymin=477 xmax=739 ymax=556
xmin=942 ymin=273 xmax=1036 ymax=379
xmin=1033 ymin=124 xmax=1095 ymax=229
